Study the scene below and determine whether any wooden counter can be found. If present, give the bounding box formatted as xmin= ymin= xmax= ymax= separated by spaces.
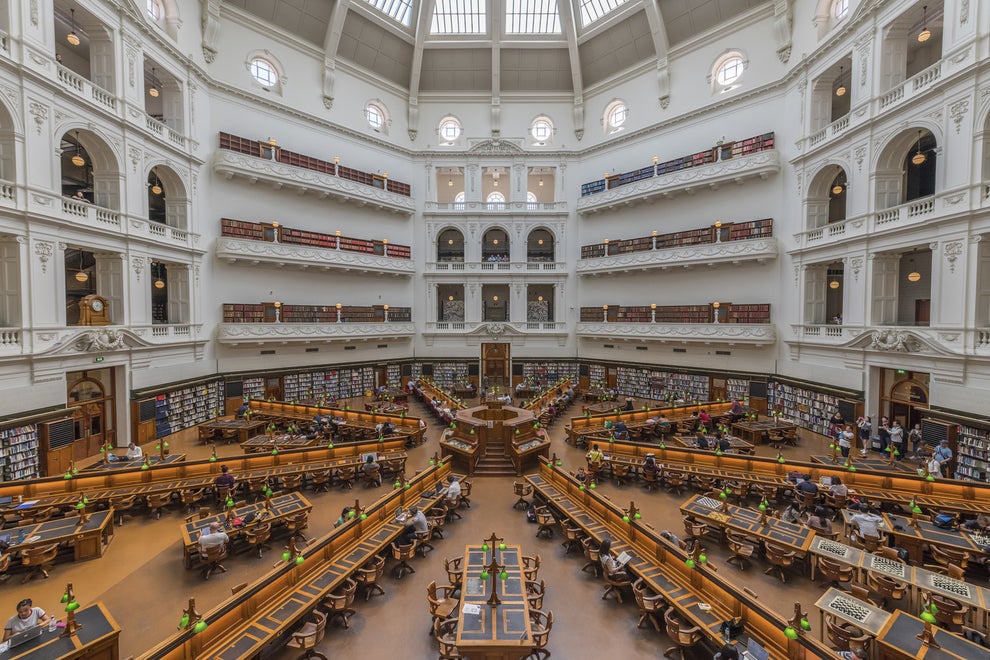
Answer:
xmin=456 ymin=543 xmax=533 ymax=659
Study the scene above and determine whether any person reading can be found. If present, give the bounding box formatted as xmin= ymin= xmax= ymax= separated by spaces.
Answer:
xmin=125 ymin=442 xmax=143 ymax=460
xmin=585 ymin=444 xmax=605 ymax=473
xmin=3 ymin=598 xmax=49 ymax=642
xmin=396 ymin=505 xmax=428 ymax=546
xmin=198 ymin=522 xmax=229 ymax=552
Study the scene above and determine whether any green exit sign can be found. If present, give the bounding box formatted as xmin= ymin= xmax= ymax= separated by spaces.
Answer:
xmin=94 ymin=356 xmax=104 ymax=363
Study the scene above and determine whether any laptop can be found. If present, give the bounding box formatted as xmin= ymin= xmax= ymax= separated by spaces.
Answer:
xmin=360 ymin=452 xmax=378 ymax=464
xmin=743 ymin=638 xmax=770 ymax=660
xmin=7 ymin=625 xmax=44 ymax=649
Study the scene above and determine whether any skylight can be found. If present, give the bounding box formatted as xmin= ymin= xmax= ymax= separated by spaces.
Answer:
xmin=506 ymin=0 xmax=561 ymax=34
xmin=578 ymin=0 xmax=630 ymax=27
xmin=364 ymin=0 xmax=415 ymax=26
xmin=432 ymin=0 xmax=487 ymax=34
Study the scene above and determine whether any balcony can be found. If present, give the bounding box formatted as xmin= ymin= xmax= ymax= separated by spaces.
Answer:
xmin=577 ymin=238 xmax=778 ymax=276
xmin=55 ymin=64 xmax=117 ymax=113
xmin=793 ymin=193 xmax=957 ymax=252
xmin=808 ymin=114 xmax=850 ymax=149
xmin=421 ymin=321 xmax=568 ymax=345
xmin=47 ymin=195 xmax=201 ymax=249
xmin=425 ymin=261 xmax=566 ymax=275
xmin=216 ymin=237 xmax=414 ymax=276
xmin=576 ymin=150 xmax=780 ymax=215
xmin=575 ymin=322 xmax=776 ymax=346
xmin=0 ymin=324 xmax=205 ymax=358
xmin=787 ymin=324 xmax=990 ymax=357
xmin=216 ymin=322 xmax=417 ymax=345
xmin=144 ymin=115 xmax=186 ymax=149
xmin=423 ymin=201 xmax=568 ymax=216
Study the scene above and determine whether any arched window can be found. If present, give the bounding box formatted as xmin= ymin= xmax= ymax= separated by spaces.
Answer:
xmin=439 ymin=116 xmax=462 ymax=144
xmin=249 ymin=58 xmax=278 ymax=87
xmin=454 ymin=191 xmax=465 ymax=204
xmin=711 ymin=51 xmax=746 ymax=93
xmin=366 ymin=101 xmax=389 ymax=134
xmin=486 ymin=191 xmax=505 ymax=204
xmin=526 ymin=191 xmax=538 ymax=205
xmin=603 ymin=100 xmax=627 ymax=134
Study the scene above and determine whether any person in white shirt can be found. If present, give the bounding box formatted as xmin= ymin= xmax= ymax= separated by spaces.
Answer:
xmin=125 ymin=442 xmax=143 ymax=460
xmin=444 ymin=476 xmax=462 ymax=506
xmin=849 ymin=504 xmax=884 ymax=540
xmin=198 ymin=522 xmax=229 ymax=553
xmin=4 ymin=599 xmax=49 ymax=641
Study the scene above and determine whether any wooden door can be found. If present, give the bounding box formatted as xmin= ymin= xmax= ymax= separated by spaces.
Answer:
xmin=265 ymin=376 xmax=282 ymax=401
xmin=915 ymin=299 xmax=930 ymax=326
xmin=482 ymin=343 xmax=509 ymax=388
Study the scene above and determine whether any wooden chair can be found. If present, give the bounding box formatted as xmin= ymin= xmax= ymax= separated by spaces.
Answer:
xmin=663 ymin=606 xmax=703 ymax=659
xmin=444 ymin=556 xmax=463 ymax=594
xmin=865 ymin=571 xmax=907 ymax=608
xmin=309 ymin=469 xmax=332 ymax=493
xmin=682 ymin=518 xmax=714 ymax=552
xmin=525 ymin=579 xmax=546 ymax=610
xmin=824 ymin=613 xmax=870 ymax=652
xmin=0 ymin=552 xmax=10 ymax=582
xmin=199 ymin=543 xmax=228 ymax=580
xmin=925 ymin=544 xmax=970 ymax=573
xmin=522 ymin=554 xmax=541 ymax=581
xmin=215 ymin=486 xmax=234 ymax=509
xmin=534 ymin=506 xmax=556 ymax=539
xmin=109 ymin=495 xmax=138 ymax=526
xmin=853 ymin=531 xmax=888 ymax=553
xmin=336 ymin=467 xmax=357 ymax=490
xmin=445 ymin=495 xmax=464 ymax=522
xmin=415 ymin=525 xmax=437 ymax=557
xmin=280 ymin=473 xmax=303 ymax=491
xmin=726 ymin=531 xmax=758 ymax=571
xmin=527 ymin=610 xmax=553 ymax=660
xmin=362 ymin=466 xmax=381 ymax=488
xmin=427 ymin=580 xmax=460 ymax=634
xmin=793 ymin=491 xmax=818 ymax=513
xmin=22 ymin=507 xmax=57 ymax=525
xmin=817 ymin=555 xmax=854 ymax=589
xmin=561 ymin=522 xmax=584 ymax=555
xmin=873 ymin=546 xmax=901 ymax=562
xmin=848 ymin=584 xmax=879 ymax=607
xmin=633 ymin=578 xmax=664 ymax=632
xmin=355 ymin=554 xmax=386 ymax=601
xmin=245 ymin=477 xmax=268 ymax=501
xmin=245 ymin=522 xmax=272 ymax=559
xmin=458 ymin=480 xmax=473 ymax=508
xmin=513 ymin=481 xmax=533 ymax=509
xmin=602 ymin=566 xmax=632 ymax=604
xmin=924 ymin=592 xmax=969 ymax=631
xmin=427 ymin=505 xmax=448 ymax=540
xmin=20 ymin=543 xmax=59 ymax=583
xmin=391 ymin=541 xmax=417 ymax=578
xmin=323 ymin=578 xmax=357 ymax=629
xmin=285 ymin=610 xmax=328 ymax=660
xmin=581 ymin=537 xmax=602 ymax=577
xmin=612 ymin=463 xmax=631 ymax=487
xmin=763 ymin=542 xmax=798 ymax=583
xmin=286 ymin=512 xmax=310 ymax=542
xmin=146 ymin=492 xmax=172 ymax=519
xmin=664 ymin=469 xmax=685 ymax=496
xmin=642 ymin=468 xmax=660 ymax=492
xmin=434 ymin=618 xmax=464 ymax=660
xmin=824 ymin=492 xmax=848 ymax=517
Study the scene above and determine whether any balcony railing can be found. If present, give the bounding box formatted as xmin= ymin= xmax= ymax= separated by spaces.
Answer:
xmin=216 ymin=237 xmax=414 ymax=276
xmin=0 ymin=30 xmax=8 ymax=52
xmin=790 ymin=325 xmax=990 ymax=356
xmin=56 ymin=64 xmax=117 ymax=112
xmin=0 ymin=179 xmax=14 ymax=203
xmin=796 ymin=194 xmax=940 ymax=249
xmin=575 ymin=322 xmax=776 ymax=346
xmin=0 ymin=328 xmax=20 ymax=355
xmin=423 ymin=201 xmax=567 ymax=215
xmin=145 ymin=115 xmax=185 ymax=148
xmin=422 ymin=321 xmax=567 ymax=336
xmin=216 ymin=322 xmax=417 ymax=345
xmin=426 ymin=261 xmax=565 ymax=274
xmin=2 ymin=324 xmax=205 ymax=357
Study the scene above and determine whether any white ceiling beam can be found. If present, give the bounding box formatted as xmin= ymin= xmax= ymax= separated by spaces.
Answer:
xmin=640 ymin=0 xmax=671 ymax=109
xmin=408 ymin=0 xmax=439 ymax=140
xmin=491 ymin=0 xmax=503 ymax=136
xmin=322 ymin=0 xmax=354 ymax=109
xmin=555 ymin=0 xmax=585 ymax=140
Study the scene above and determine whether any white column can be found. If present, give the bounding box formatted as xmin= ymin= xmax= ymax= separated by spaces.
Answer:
xmin=842 ymin=253 xmax=868 ymax=327
xmin=465 ymin=284 xmax=480 ymax=323
xmin=931 ymin=239 xmax=966 ymax=328
xmin=510 ymin=283 xmax=524 ymax=326
xmin=128 ymin=254 xmax=151 ymax=326
xmin=29 ymin=238 xmax=64 ymax=327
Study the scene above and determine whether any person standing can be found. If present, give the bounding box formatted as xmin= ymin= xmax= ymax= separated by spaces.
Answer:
xmin=837 ymin=424 xmax=854 ymax=458
xmin=888 ymin=421 xmax=905 ymax=460
xmin=856 ymin=416 xmax=872 ymax=456
xmin=907 ymin=423 xmax=924 ymax=460
xmin=933 ymin=439 xmax=953 ymax=478
xmin=877 ymin=417 xmax=891 ymax=453
xmin=828 ymin=410 xmax=845 ymax=437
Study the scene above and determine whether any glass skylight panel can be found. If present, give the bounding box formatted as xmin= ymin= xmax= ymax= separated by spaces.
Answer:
xmin=431 ymin=0 xmax=487 ymax=34
xmin=506 ymin=0 xmax=561 ymax=34
xmin=579 ymin=0 xmax=630 ymax=27
xmin=364 ymin=0 xmax=415 ymax=26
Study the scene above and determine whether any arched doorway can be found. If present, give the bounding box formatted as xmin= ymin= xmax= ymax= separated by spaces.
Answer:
xmin=880 ymin=369 xmax=929 ymax=429
xmin=66 ymin=368 xmax=117 ymax=459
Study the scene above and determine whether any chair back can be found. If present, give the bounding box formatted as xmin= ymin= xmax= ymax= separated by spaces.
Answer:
xmin=765 ymin=542 xmax=795 ymax=566
xmin=825 ymin=613 xmax=868 ymax=651
xmin=201 ymin=543 xmax=228 ymax=563
xmin=526 ymin=579 xmax=546 ymax=609
xmin=444 ymin=556 xmax=463 ymax=586
xmin=530 ymin=610 xmax=553 ymax=649
xmin=22 ymin=543 xmax=59 ymax=566
xmin=392 ymin=542 xmax=415 ymax=561
xmin=292 ymin=610 xmax=327 ymax=650
xmin=246 ymin=522 xmax=272 ymax=546
xmin=281 ymin=474 xmax=303 ymax=490
xmin=514 ymin=482 xmax=532 ymax=497
xmin=359 ymin=555 xmax=386 ymax=583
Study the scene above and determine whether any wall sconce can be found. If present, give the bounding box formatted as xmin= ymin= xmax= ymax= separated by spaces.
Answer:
xmin=448 ymin=295 xmax=454 ymax=301
xmin=448 ymin=238 xmax=454 ymax=245
xmin=537 ymin=239 xmax=544 ymax=245
xmin=492 ymin=239 xmax=498 ymax=245
xmin=273 ymin=300 xmax=282 ymax=324
xmin=67 ymin=9 xmax=80 ymax=46
xmin=907 ymin=271 xmax=922 ymax=282
xmin=537 ymin=295 xmax=543 ymax=302
xmin=492 ymin=295 xmax=498 ymax=302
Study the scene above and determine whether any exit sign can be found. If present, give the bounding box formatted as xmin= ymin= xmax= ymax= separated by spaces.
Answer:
xmin=94 ymin=356 xmax=104 ymax=363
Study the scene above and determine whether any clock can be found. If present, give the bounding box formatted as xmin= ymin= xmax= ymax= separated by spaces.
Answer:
xmin=78 ymin=294 xmax=111 ymax=326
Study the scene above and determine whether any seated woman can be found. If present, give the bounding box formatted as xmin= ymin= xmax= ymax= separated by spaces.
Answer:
xmin=641 ymin=454 xmax=658 ymax=476
xmin=805 ymin=506 xmax=833 ymax=535
xmin=598 ymin=538 xmax=625 ymax=575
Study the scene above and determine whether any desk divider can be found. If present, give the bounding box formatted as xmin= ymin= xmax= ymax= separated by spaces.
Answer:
xmin=249 ymin=400 xmax=423 ymax=431
xmin=566 ymin=401 xmax=734 ymax=440
xmin=139 ymin=460 xmax=453 ymax=660
xmin=530 ymin=462 xmax=838 ymax=660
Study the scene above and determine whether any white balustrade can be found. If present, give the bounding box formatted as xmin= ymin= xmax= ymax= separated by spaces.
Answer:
xmin=911 ymin=61 xmax=941 ymax=92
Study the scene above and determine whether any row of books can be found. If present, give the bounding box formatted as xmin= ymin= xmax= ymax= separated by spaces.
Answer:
xmin=766 ymin=381 xmax=840 ymax=437
xmin=579 ymin=304 xmax=770 ymax=324
xmin=955 ymin=423 xmax=990 ymax=483
xmin=220 ymin=218 xmax=412 ymax=259
xmin=221 ymin=304 xmax=412 ymax=324
xmin=155 ymin=380 xmax=225 ymax=438
xmin=579 ymin=218 xmax=774 ymax=259
xmin=0 ymin=424 xmax=40 ymax=481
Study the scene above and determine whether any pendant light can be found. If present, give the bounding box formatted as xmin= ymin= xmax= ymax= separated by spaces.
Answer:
xmin=74 ymin=250 xmax=88 ymax=283
xmin=832 ymin=182 xmax=844 ymax=195
xmin=447 ymin=175 xmax=453 ymax=187
xmin=907 ymin=252 xmax=921 ymax=283
xmin=835 ymin=66 xmax=846 ymax=97
xmin=148 ymin=67 xmax=160 ymax=98
xmin=67 ymin=9 xmax=80 ymax=46
xmin=153 ymin=262 xmax=165 ymax=289
xmin=150 ymin=169 xmax=163 ymax=195
xmin=829 ymin=280 xmax=840 ymax=289
xmin=917 ymin=5 xmax=931 ymax=43
xmin=70 ymin=131 xmax=85 ymax=168
xmin=911 ymin=130 xmax=927 ymax=166
xmin=538 ymin=177 xmax=544 ymax=187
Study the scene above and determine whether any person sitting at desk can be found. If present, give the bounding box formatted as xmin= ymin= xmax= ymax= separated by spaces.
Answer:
xmin=443 ymin=476 xmax=461 ymax=506
xmin=695 ymin=430 xmax=711 ymax=450
xmin=396 ymin=505 xmax=428 ymax=546
xmin=3 ymin=598 xmax=50 ymax=641
xmin=641 ymin=454 xmax=658 ymax=477
xmin=806 ymin=506 xmax=833 ymax=536
xmin=849 ymin=504 xmax=884 ymax=541
xmin=586 ymin=444 xmax=605 ymax=472
xmin=613 ymin=421 xmax=629 ymax=440
xmin=962 ymin=513 xmax=990 ymax=532
xmin=334 ymin=507 xmax=353 ymax=527
xmin=575 ymin=467 xmax=588 ymax=486
xmin=836 ymin=648 xmax=867 ymax=660
xmin=198 ymin=522 xmax=229 ymax=553
xmin=381 ymin=421 xmax=396 ymax=436
xmin=214 ymin=465 xmax=236 ymax=490
xmin=728 ymin=398 xmax=745 ymax=422
xmin=698 ymin=409 xmax=712 ymax=431
xmin=714 ymin=645 xmax=740 ymax=660
xmin=828 ymin=476 xmax=848 ymax=498
xmin=795 ymin=476 xmax=819 ymax=497
xmin=362 ymin=455 xmax=381 ymax=486
xmin=716 ymin=433 xmax=731 ymax=453
xmin=623 ymin=397 xmax=634 ymax=411
xmin=598 ymin=538 xmax=626 ymax=575
xmin=235 ymin=402 xmax=249 ymax=419
xmin=125 ymin=442 xmax=143 ymax=460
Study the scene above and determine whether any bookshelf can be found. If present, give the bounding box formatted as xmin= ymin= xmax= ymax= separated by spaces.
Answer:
xmin=387 ymin=364 xmax=401 ymax=387
xmin=579 ymin=304 xmax=769 ymax=324
xmin=222 ymin=303 xmax=411 ymax=324
xmin=339 ymin=366 xmax=375 ymax=398
xmin=433 ymin=363 xmax=470 ymax=389
xmin=767 ymin=379 xmax=860 ymax=437
xmin=726 ymin=378 xmax=750 ymax=402
xmin=521 ymin=362 xmax=579 ymax=385
xmin=588 ymin=364 xmax=606 ymax=388
xmin=581 ymin=218 xmax=773 ymax=260
xmin=0 ymin=423 xmax=39 ymax=481
xmin=219 ymin=132 xmax=412 ymax=197
xmin=243 ymin=378 xmax=265 ymax=401
xmin=220 ymin=218 xmax=411 ymax=259
xmin=955 ymin=423 xmax=989 ymax=482
xmin=153 ymin=379 xmax=225 ymax=438
xmin=611 ymin=367 xmax=711 ymax=401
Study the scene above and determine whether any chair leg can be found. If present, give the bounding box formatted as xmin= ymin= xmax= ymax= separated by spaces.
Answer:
xmin=514 ymin=497 xmax=530 ymax=510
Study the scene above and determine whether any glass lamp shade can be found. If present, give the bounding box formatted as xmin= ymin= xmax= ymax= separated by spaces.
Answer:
xmin=829 ymin=280 xmax=841 ymax=289
xmin=917 ymin=27 xmax=931 ymax=43
xmin=67 ymin=31 xmax=80 ymax=46
xmin=911 ymin=151 xmax=927 ymax=166
xmin=835 ymin=85 xmax=846 ymax=97
xmin=154 ymin=278 xmax=165 ymax=289
xmin=907 ymin=271 xmax=922 ymax=283
xmin=151 ymin=183 xmax=162 ymax=195
xmin=71 ymin=153 xmax=85 ymax=167
xmin=832 ymin=184 xmax=843 ymax=195
xmin=148 ymin=86 xmax=159 ymax=98
xmin=75 ymin=270 xmax=89 ymax=283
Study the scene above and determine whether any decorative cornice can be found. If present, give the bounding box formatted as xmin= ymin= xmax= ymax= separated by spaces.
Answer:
xmin=215 ymin=238 xmax=414 ymax=275
xmin=216 ymin=323 xmax=417 ymax=344
xmin=576 ymin=151 xmax=780 ymax=215
xmin=211 ymin=151 xmax=416 ymax=215
xmin=27 ymin=325 xmax=206 ymax=357
xmin=577 ymin=238 xmax=778 ymax=275
xmin=575 ymin=323 xmax=776 ymax=346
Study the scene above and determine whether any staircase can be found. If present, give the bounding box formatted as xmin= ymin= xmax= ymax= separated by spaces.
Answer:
xmin=473 ymin=441 xmax=516 ymax=476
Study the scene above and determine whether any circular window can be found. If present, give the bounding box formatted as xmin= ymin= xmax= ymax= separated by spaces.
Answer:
xmin=366 ymin=103 xmax=385 ymax=131
xmin=439 ymin=117 xmax=462 ymax=143
xmin=715 ymin=56 xmax=744 ymax=87
xmin=832 ymin=0 xmax=849 ymax=20
xmin=249 ymin=58 xmax=279 ymax=87
xmin=531 ymin=117 xmax=553 ymax=143
xmin=606 ymin=102 xmax=627 ymax=130
xmin=147 ymin=0 xmax=163 ymax=21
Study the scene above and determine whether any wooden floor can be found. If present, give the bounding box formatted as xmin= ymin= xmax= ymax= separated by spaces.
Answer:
xmin=0 ymin=397 xmax=905 ymax=658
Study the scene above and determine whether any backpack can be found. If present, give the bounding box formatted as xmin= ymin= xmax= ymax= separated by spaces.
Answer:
xmin=525 ymin=506 xmax=537 ymax=523
xmin=932 ymin=513 xmax=955 ymax=529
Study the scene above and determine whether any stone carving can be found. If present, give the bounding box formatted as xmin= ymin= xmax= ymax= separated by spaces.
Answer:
xmin=30 ymin=0 xmax=39 ymax=26
xmin=34 ymin=241 xmax=53 ymax=274
xmin=943 ymin=241 xmax=963 ymax=273
xmin=849 ymin=256 xmax=864 ymax=282
xmin=854 ymin=146 xmax=867 ymax=172
xmin=961 ymin=0 xmax=970 ymax=24
xmin=949 ymin=99 xmax=969 ymax=134
xmin=870 ymin=330 xmax=922 ymax=352
xmin=28 ymin=101 xmax=47 ymax=135
xmin=467 ymin=138 xmax=525 ymax=155
xmin=128 ymin=146 xmax=142 ymax=173
xmin=75 ymin=329 xmax=127 ymax=352
xmin=487 ymin=322 xmax=505 ymax=337
xmin=131 ymin=257 xmax=144 ymax=279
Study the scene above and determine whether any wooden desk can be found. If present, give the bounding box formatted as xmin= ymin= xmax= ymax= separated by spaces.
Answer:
xmin=582 ymin=402 xmax=621 ymax=415
xmin=6 ymin=509 xmax=114 ymax=561
xmin=884 ymin=513 xmax=987 ymax=564
xmin=456 ymin=543 xmax=533 ymax=659
xmin=179 ymin=493 xmax=313 ymax=567
xmin=811 ymin=454 xmax=916 ymax=473
xmin=0 ymin=602 xmax=120 ymax=660
xmin=876 ymin=610 xmax=987 ymax=659
xmin=198 ymin=419 xmax=266 ymax=444
xmin=509 ymin=436 xmax=550 ymax=476
xmin=672 ymin=435 xmax=755 ymax=455
xmin=239 ymin=434 xmax=319 ymax=453
xmin=731 ymin=420 xmax=797 ymax=445
xmin=679 ymin=494 xmax=815 ymax=553
xmin=82 ymin=454 xmax=185 ymax=472
xmin=815 ymin=586 xmax=891 ymax=637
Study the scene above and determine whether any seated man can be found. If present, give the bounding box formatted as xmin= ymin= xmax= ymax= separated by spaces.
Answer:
xmin=586 ymin=444 xmax=605 ymax=473
xmin=443 ymin=476 xmax=462 ymax=506
xmin=198 ymin=522 xmax=229 ymax=553
xmin=235 ymin=402 xmax=249 ymax=419
xmin=396 ymin=505 xmax=428 ymax=546
xmin=381 ymin=421 xmax=396 ymax=436
xmin=125 ymin=442 xmax=142 ymax=460
xmin=613 ymin=420 xmax=629 ymax=440
xmin=361 ymin=455 xmax=381 ymax=486
xmin=849 ymin=503 xmax=884 ymax=541
xmin=655 ymin=414 xmax=671 ymax=438
xmin=214 ymin=465 xmax=237 ymax=490
xmin=728 ymin=398 xmax=745 ymax=423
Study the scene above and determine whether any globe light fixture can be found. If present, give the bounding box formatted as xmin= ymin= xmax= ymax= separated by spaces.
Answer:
xmin=917 ymin=5 xmax=931 ymax=43
xmin=911 ymin=130 xmax=927 ymax=165
xmin=832 ymin=183 xmax=843 ymax=195
xmin=835 ymin=66 xmax=846 ymax=97
xmin=67 ymin=9 xmax=81 ymax=46
xmin=71 ymin=131 xmax=85 ymax=168
xmin=829 ymin=280 xmax=840 ymax=289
